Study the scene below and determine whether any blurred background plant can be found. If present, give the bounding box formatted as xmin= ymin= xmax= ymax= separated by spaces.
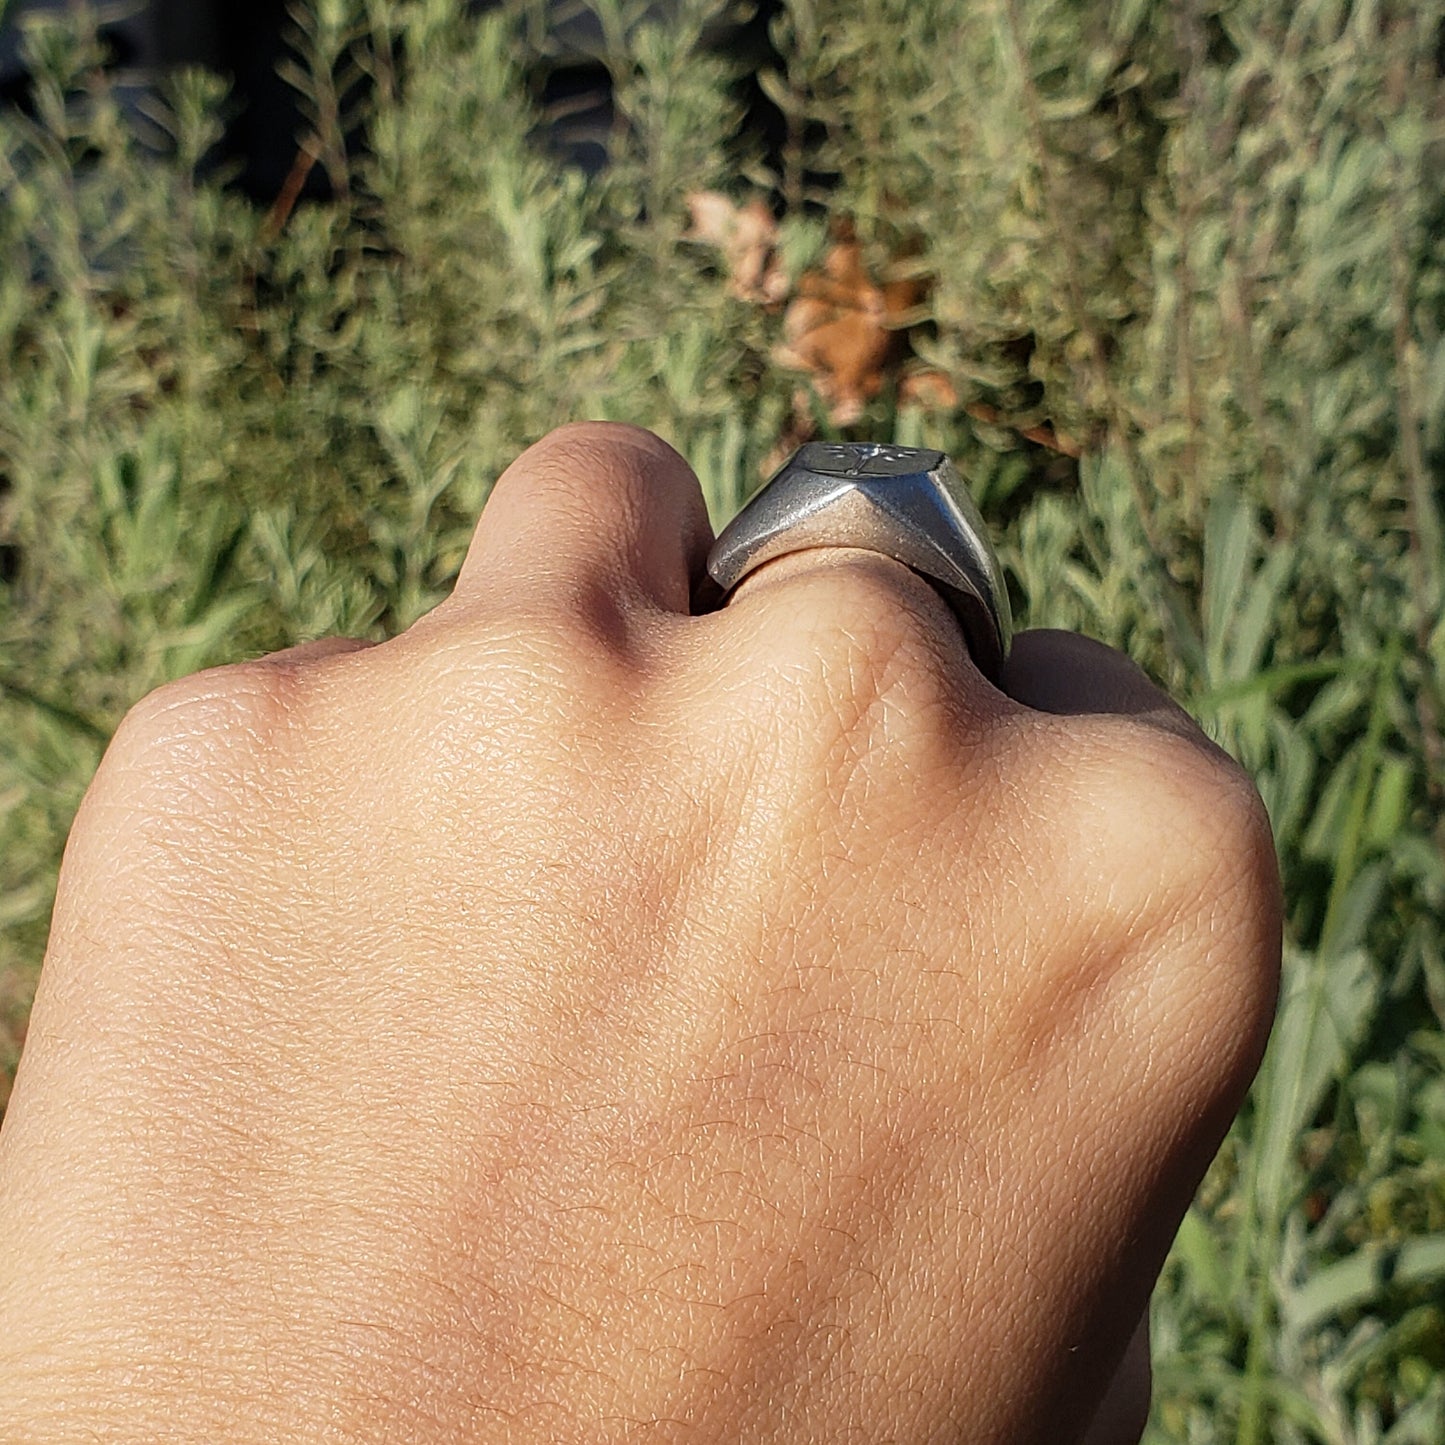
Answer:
xmin=0 ymin=0 xmax=1442 ymax=1439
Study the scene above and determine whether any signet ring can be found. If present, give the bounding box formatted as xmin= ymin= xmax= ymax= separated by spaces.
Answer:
xmin=699 ymin=443 xmax=1012 ymax=681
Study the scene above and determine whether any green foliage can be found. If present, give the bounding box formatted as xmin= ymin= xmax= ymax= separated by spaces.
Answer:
xmin=1 ymin=1 xmax=1442 ymax=1438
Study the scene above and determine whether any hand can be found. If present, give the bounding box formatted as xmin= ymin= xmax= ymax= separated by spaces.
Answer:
xmin=0 ymin=424 xmax=1280 ymax=1443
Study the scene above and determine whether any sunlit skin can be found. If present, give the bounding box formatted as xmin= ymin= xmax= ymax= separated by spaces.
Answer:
xmin=0 ymin=424 xmax=1280 ymax=1443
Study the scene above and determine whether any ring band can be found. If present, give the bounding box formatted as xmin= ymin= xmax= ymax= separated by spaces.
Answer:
xmin=700 ymin=443 xmax=1012 ymax=680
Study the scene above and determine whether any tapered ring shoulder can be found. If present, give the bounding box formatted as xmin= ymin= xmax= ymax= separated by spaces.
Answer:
xmin=702 ymin=442 xmax=1012 ymax=680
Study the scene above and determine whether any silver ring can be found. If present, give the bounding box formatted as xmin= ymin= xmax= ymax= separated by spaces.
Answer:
xmin=701 ymin=443 xmax=1012 ymax=680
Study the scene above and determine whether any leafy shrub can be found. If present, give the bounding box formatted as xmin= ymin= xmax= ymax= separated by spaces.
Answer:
xmin=1 ymin=1 xmax=1442 ymax=1439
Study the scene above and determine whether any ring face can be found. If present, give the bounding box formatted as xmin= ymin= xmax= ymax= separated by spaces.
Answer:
xmin=705 ymin=442 xmax=1013 ymax=679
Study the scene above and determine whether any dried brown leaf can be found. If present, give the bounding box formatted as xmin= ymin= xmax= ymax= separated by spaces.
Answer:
xmin=684 ymin=191 xmax=788 ymax=306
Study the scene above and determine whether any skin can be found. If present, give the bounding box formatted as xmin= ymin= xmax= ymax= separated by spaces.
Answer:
xmin=0 ymin=423 xmax=1280 ymax=1443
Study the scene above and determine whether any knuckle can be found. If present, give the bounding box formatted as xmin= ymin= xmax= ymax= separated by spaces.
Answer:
xmin=392 ymin=620 xmax=638 ymax=823
xmin=1117 ymin=724 xmax=1279 ymax=917
xmin=67 ymin=665 xmax=307 ymax=905
xmin=1021 ymin=714 xmax=1278 ymax=923
xmin=1066 ymin=719 xmax=1281 ymax=1057
xmin=497 ymin=422 xmax=681 ymax=521
xmin=410 ymin=609 xmax=631 ymax=734
xmin=433 ymin=565 xmax=641 ymax=669
xmin=752 ymin=559 xmax=986 ymax=758
xmin=531 ymin=418 xmax=665 ymax=456
xmin=1154 ymin=732 xmax=1282 ymax=1063
xmin=100 ymin=663 xmax=297 ymax=793
xmin=1004 ymin=715 xmax=1281 ymax=1111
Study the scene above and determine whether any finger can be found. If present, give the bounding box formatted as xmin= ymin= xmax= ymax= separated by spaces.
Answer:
xmin=722 ymin=546 xmax=963 ymax=635
xmin=718 ymin=547 xmax=995 ymax=696
xmin=1000 ymin=629 xmax=1224 ymax=754
xmin=453 ymin=421 xmax=714 ymax=619
xmin=697 ymin=546 xmax=1016 ymax=761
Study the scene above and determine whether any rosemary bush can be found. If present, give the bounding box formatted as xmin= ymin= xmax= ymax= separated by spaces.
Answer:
xmin=1 ymin=1 xmax=1441 ymax=1440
